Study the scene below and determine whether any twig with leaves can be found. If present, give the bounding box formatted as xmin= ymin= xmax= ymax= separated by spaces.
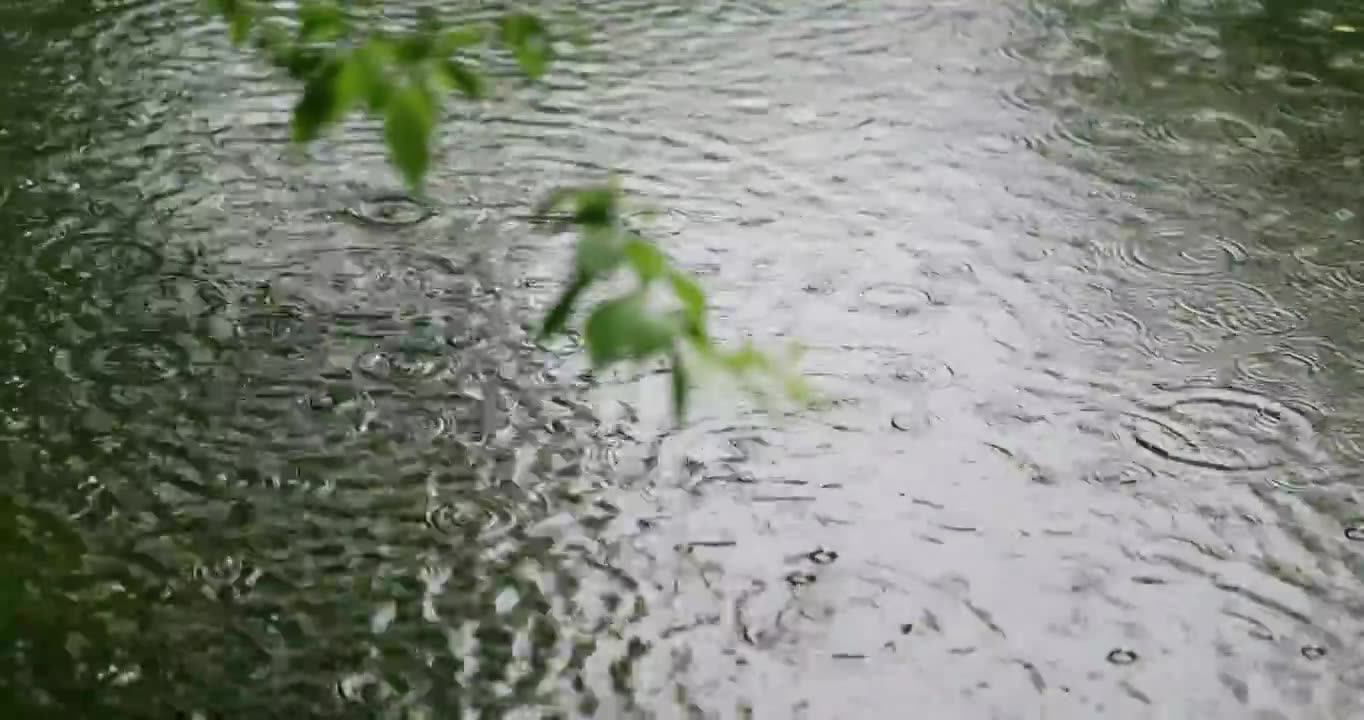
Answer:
xmin=205 ymin=0 xmax=804 ymax=421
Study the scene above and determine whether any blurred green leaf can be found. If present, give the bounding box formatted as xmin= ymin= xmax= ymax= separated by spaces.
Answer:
xmin=347 ymin=41 xmax=392 ymax=111
xmin=207 ymin=0 xmax=254 ymax=45
xmin=211 ymin=0 xmax=253 ymax=44
xmin=541 ymin=273 xmax=590 ymax=339
xmin=671 ymin=352 xmax=690 ymax=422
xmin=441 ymin=26 xmax=487 ymax=52
xmin=576 ymin=225 xmax=626 ymax=278
xmin=584 ymin=293 xmax=677 ymax=367
xmin=668 ymin=270 xmax=707 ymax=338
xmin=298 ymin=0 xmax=346 ymax=43
xmin=282 ymin=45 xmax=327 ymax=79
xmin=500 ymin=12 xmax=552 ymax=79
xmin=396 ymin=32 xmax=436 ymax=65
xmin=415 ymin=5 xmax=439 ymax=32
xmin=439 ymin=59 xmax=485 ymax=98
xmin=205 ymin=5 xmax=808 ymax=410
xmin=230 ymin=9 xmax=252 ymax=45
xmin=623 ymin=237 xmax=666 ymax=281
xmin=334 ymin=46 xmax=373 ymax=112
xmin=721 ymin=344 xmax=770 ymax=374
xmin=292 ymin=59 xmax=344 ymax=142
xmin=384 ymin=84 xmax=435 ymax=190
xmin=574 ymin=186 xmax=616 ymax=226
xmin=253 ymin=16 xmax=295 ymax=65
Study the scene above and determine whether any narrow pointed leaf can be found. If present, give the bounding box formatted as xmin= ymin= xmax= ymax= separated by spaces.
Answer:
xmin=349 ymin=41 xmax=392 ymax=111
xmin=292 ymin=59 xmax=343 ymax=143
xmin=541 ymin=273 xmax=590 ymax=339
xmin=668 ymin=270 xmax=707 ymax=337
xmin=439 ymin=59 xmax=485 ymax=98
xmin=384 ymin=85 xmax=435 ymax=190
xmin=670 ymin=353 xmax=690 ymax=423
xmin=334 ymin=50 xmax=373 ymax=114
xmin=298 ymin=0 xmax=346 ymax=42
xmin=500 ymin=13 xmax=551 ymax=79
xmin=218 ymin=0 xmax=254 ymax=46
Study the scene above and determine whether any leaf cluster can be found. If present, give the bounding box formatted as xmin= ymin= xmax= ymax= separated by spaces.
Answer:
xmin=204 ymin=0 xmax=804 ymax=421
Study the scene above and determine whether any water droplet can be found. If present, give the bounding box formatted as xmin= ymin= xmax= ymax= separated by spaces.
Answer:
xmin=785 ymin=571 xmax=817 ymax=587
xmin=1301 ymin=645 xmax=1327 ymax=660
xmin=1128 ymin=387 xmax=1317 ymax=472
xmin=495 ymin=586 xmax=520 ymax=615
xmin=1116 ymin=227 xmax=1245 ymax=279
xmin=1344 ymin=522 xmax=1364 ymax=541
xmin=858 ymin=282 xmax=934 ymax=316
xmin=308 ymin=394 xmax=335 ymax=411
xmin=889 ymin=358 xmax=955 ymax=388
xmin=1088 ymin=460 xmax=1155 ymax=486
xmin=370 ymin=600 xmax=397 ymax=634
xmin=355 ymin=351 xmax=392 ymax=380
xmin=425 ymin=503 xmax=455 ymax=532
xmin=1106 ymin=648 xmax=1138 ymax=665
xmin=890 ymin=412 xmax=933 ymax=433
xmin=1284 ymin=71 xmax=1319 ymax=89
xmin=808 ymin=548 xmax=839 ymax=565
xmin=1174 ymin=282 xmax=1303 ymax=337
xmin=345 ymin=193 xmax=433 ymax=227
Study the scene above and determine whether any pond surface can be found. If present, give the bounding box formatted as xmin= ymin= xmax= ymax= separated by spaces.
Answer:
xmin=4 ymin=0 xmax=1364 ymax=717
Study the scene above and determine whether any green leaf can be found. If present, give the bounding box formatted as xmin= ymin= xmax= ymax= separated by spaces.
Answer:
xmin=624 ymin=237 xmax=667 ymax=281
xmin=574 ymin=186 xmax=616 ymax=227
xmin=347 ymin=41 xmax=392 ymax=111
xmin=282 ymin=45 xmax=327 ymax=79
xmin=576 ymin=225 xmax=626 ymax=278
xmin=440 ymin=26 xmax=488 ymax=52
xmin=668 ymin=270 xmax=707 ymax=338
xmin=584 ymin=293 xmax=677 ymax=367
xmin=720 ymin=344 xmax=771 ymax=375
xmin=415 ymin=6 xmax=440 ymax=32
xmin=298 ymin=0 xmax=346 ymax=43
xmin=541 ymin=273 xmax=590 ymax=339
xmin=500 ymin=12 xmax=552 ymax=79
xmin=292 ymin=59 xmax=344 ymax=143
xmin=334 ymin=47 xmax=374 ymax=112
xmin=254 ymin=17 xmax=294 ymax=65
xmin=384 ymin=84 xmax=435 ymax=190
xmin=670 ymin=353 xmax=690 ymax=423
xmin=230 ymin=19 xmax=251 ymax=47
xmin=210 ymin=0 xmax=254 ymax=44
xmin=396 ymin=32 xmax=436 ymax=65
xmin=438 ymin=59 xmax=485 ymax=98
xmin=208 ymin=0 xmax=253 ymax=45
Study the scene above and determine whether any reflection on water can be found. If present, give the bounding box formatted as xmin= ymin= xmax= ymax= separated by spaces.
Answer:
xmin=3 ymin=0 xmax=1364 ymax=716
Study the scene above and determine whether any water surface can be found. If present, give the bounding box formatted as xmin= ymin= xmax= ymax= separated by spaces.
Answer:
xmin=3 ymin=0 xmax=1364 ymax=717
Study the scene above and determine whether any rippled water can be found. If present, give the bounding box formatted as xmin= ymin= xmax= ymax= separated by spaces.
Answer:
xmin=4 ymin=0 xmax=1364 ymax=717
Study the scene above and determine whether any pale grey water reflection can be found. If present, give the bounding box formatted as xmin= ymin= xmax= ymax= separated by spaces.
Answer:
xmin=3 ymin=0 xmax=1364 ymax=717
